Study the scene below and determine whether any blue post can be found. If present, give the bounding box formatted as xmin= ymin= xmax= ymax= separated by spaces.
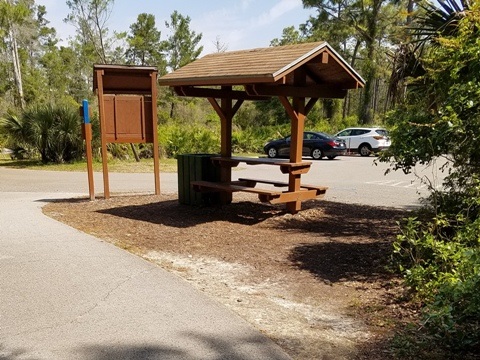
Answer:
xmin=81 ymin=99 xmax=94 ymax=200
xmin=82 ymin=99 xmax=90 ymax=124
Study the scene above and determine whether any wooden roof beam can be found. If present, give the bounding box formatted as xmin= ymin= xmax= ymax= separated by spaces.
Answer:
xmin=207 ymin=98 xmax=244 ymax=121
xmin=305 ymin=98 xmax=318 ymax=116
xmin=245 ymin=84 xmax=347 ymax=99
xmin=174 ymin=86 xmax=269 ymax=100
xmin=304 ymin=66 xmax=323 ymax=84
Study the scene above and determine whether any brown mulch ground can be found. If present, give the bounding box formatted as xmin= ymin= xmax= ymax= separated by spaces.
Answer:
xmin=43 ymin=193 xmax=417 ymax=360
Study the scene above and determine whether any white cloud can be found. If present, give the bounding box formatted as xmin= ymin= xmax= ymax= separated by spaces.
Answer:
xmin=254 ymin=0 xmax=301 ymax=27
xmin=240 ymin=0 xmax=255 ymax=11
xmin=191 ymin=4 xmax=249 ymax=54
xmin=194 ymin=0 xmax=304 ymax=54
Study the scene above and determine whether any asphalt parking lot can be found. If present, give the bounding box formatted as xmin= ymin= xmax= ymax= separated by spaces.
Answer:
xmin=235 ymin=155 xmax=447 ymax=209
xmin=0 ymin=155 xmax=447 ymax=209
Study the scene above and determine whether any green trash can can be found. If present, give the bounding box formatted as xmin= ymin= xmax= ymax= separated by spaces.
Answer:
xmin=177 ymin=154 xmax=221 ymax=205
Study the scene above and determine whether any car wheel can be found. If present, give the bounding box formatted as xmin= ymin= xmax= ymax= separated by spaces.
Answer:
xmin=327 ymin=155 xmax=336 ymax=160
xmin=359 ymin=144 xmax=372 ymax=157
xmin=267 ymin=147 xmax=278 ymax=158
xmin=311 ymin=148 xmax=324 ymax=160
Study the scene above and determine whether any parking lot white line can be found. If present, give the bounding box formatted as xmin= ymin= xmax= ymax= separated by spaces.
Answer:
xmin=366 ymin=180 xmax=426 ymax=189
xmin=366 ymin=180 xmax=396 ymax=185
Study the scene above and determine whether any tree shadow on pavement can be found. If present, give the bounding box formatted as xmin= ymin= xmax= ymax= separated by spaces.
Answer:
xmin=1 ymin=332 xmax=289 ymax=360
xmin=76 ymin=333 xmax=288 ymax=360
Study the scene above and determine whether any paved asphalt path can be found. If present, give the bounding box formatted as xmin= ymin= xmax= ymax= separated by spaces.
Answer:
xmin=0 ymin=166 xmax=291 ymax=359
xmin=0 ymin=156 xmax=446 ymax=359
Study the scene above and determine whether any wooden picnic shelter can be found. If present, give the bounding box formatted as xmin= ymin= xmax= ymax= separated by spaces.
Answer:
xmin=158 ymin=41 xmax=365 ymax=213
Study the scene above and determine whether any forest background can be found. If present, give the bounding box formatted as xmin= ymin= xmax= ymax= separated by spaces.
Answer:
xmin=0 ymin=0 xmax=412 ymax=161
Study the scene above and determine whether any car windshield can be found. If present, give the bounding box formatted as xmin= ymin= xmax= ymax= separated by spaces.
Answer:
xmin=305 ymin=133 xmax=327 ymax=140
xmin=316 ymin=132 xmax=331 ymax=139
xmin=286 ymin=132 xmax=331 ymax=141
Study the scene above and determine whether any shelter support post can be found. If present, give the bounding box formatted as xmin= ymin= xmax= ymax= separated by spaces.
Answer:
xmin=279 ymin=68 xmax=308 ymax=214
xmin=208 ymin=87 xmax=244 ymax=204
xmin=279 ymin=96 xmax=306 ymax=213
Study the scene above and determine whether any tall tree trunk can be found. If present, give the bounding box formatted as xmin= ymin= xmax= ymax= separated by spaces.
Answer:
xmin=359 ymin=43 xmax=376 ymax=124
xmin=9 ymin=26 xmax=25 ymax=110
xmin=92 ymin=4 xmax=107 ymax=63
xmin=406 ymin=0 xmax=415 ymax=25
xmin=130 ymin=143 xmax=140 ymax=162
xmin=359 ymin=0 xmax=381 ymax=124
xmin=343 ymin=39 xmax=362 ymax=119
xmin=324 ymin=99 xmax=334 ymax=119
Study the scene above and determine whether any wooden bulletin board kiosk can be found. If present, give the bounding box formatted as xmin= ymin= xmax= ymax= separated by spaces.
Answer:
xmin=93 ymin=65 xmax=160 ymax=198
xmin=158 ymin=42 xmax=365 ymax=214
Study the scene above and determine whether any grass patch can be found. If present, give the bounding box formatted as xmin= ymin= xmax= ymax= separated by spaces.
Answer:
xmin=0 ymin=152 xmax=264 ymax=173
xmin=0 ymin=158 xmax=178 ymax=173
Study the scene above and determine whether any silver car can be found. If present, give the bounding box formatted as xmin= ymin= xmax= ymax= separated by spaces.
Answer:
xmin=335 ymin=127 xmax=390 ymax=156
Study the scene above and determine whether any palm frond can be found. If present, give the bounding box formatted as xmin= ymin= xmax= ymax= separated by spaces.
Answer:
xmin=0 ymin=113 xmax=26 ymax=144
xmin=388 ymin=0 xmax=469 ymax=104
xmin=411 ymin=0 xmax=468 ymax=47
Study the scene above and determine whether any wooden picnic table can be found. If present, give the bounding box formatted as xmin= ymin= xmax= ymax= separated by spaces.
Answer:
xmin=190 ymin=156 xmax=327 ymax=205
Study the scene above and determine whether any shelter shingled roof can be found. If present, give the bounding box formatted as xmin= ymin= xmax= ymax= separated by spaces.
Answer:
xmin=158 ymin=42 xmax=365 ymax=92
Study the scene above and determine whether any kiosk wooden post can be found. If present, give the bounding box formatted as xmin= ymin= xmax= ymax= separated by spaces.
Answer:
xmin=93 ymin=65 xmax=160 ymax=198
xmin=80 ymin=99 xmax=95 ymax=200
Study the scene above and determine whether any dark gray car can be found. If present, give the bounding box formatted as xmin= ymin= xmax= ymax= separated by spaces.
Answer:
xmin=264 ymin=131 xmax=346 ymax=160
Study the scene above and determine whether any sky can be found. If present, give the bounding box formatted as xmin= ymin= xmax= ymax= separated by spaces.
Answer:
xmin=37 ymin=0 xmax=317 ymax=55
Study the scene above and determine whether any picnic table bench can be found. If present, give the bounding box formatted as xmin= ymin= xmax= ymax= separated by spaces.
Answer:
xmin=190 ymin=156 xmax=327 ymax=205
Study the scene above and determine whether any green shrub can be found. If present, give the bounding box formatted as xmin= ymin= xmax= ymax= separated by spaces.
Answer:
xmin=157 ymin=123 xmax=220 ymax=157
xmin=393 ymin=188 xmax=480 ymax=351
xmin=106 ymin=143 xmax=130 ymax=160
xmin=0 ymin=104 xmax=83 ymax=163
xmin=232 ymin=126 xmax=287 ymax=153
xmin=427 ymin=248 xmax=480 ymax=350
xmin=381 ymin=6 xmax=480 ymax=352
